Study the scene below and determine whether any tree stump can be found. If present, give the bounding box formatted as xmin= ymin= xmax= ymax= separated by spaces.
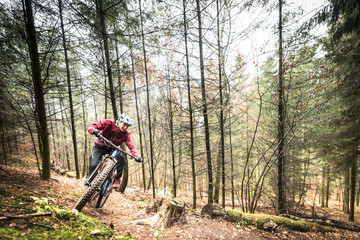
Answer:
xmin=134 ymin=198 xmax=187 ymax=228
xmin=155 ymin=198 xmax=187 ymax=228
xmin=146 ymin=198 xmax=164 ymax=214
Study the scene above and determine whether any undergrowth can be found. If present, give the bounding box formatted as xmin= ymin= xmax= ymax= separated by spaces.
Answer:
xmin=0 ymin=190 xmax=134 ymax=239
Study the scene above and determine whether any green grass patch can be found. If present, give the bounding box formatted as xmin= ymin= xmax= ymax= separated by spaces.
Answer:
xmin=227 ymin=209 xmax=333 ymax=232
xmin=0 ymin=195 xmax=135 ymax=239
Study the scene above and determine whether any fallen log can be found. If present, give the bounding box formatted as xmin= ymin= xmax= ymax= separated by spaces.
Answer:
xmin=201 ymin=203 xmax=226 ymax=217
xmin=51 ymin=164 xmax=75 ymax=178
xmin=226 ymin=209 xmax=333 ymax=232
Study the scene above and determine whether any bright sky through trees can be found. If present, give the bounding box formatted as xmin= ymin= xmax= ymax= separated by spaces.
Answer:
xmin=234 ymin=0 xmax=327 ymax=79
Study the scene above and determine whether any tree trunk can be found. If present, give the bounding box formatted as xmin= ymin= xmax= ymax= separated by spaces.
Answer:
xmin=92 ymin=91 xmax=98 ymax=121
xmin=52 ymin=102 xmax=62 ymax=165
xmin=23 ymin=0 xmax=51 ymax=180
xmin=349 ymin=137 xmax=358 ymax=221
xmin=196 ymin=0 xmax=213 ymax=204
xmin=326 ymin=165 xmax=330 ymax=207
xmin=228 ymin=109 xmax=235 ymax=209
xmin=58 ymin=0 xmax=80 ymax=179
xmin=114 ymin=37 xmax=128 ymax=193
xmin=214 ymin=141 xmax=221 ymax=204
xmin=139 ymin=0 xmax=155 ymax=198
xmin=343 ymin=167 xmax=350 ymax=214
xmin=97 ymin=0 xmax=118 ymax=119
xmin=167 ymin=70 xmax=177 ymax=197
xmin=59 ymin=99 xmax=70 ymax=171
xmin=115 ymin=36 xmax=123 ymax=113
xmin=356 ymin=179 xmax=360 ymax=207
xmin=321 ymin=166 xmax=326 ymax=207
xmin=79 ymin=82 xmax=88 ymax=177
xmin=130 ymin=47 xmax=146 ymax=190
xmin=176 ymin=141 xmax=182 ymax=191
xmin=183 ymin=0 xmax=196 ymax=209
xmin=48 ymin=104 xmax=57 ymax=165
xmin=216 ymin=0 xmax=226 ymax=209
xmin=277 ymin=0 xmax=286 ymax=214
xmin=226 ymin=82 xmax=236 ymax=210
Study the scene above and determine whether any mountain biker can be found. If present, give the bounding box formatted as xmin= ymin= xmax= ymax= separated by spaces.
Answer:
xmin=87 ymin=113 xmax=142 ymax=190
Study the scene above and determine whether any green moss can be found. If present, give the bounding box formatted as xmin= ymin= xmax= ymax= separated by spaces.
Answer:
xmin=0 ymin=226 xmax=114 ymax=240
xmin=227 ymin=209 xmax=333 ymax=232
xmin=0 ymin=208 xmax=132 ymax=239
xmin=65 ymin=172 xmax=76 ymax=178
xmin=0 ymin=227 xmax=24 ymax=239
xmin=0 ymin=193 xmax=135 ymax=240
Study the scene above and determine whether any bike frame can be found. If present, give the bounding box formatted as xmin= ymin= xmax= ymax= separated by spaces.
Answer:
xmin=74 ymin=135 xmax=136 ymax=211
xmin=85 ymin=154 xmax=117 ymax=186
xmin=85 ymin=135 xmax=135 ymax=186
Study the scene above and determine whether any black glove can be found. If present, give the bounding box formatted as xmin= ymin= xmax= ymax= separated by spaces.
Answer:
xmin=93 ymin=129 xmax=101 ymax=137
xmin=135 ymin=156 xmax=142 ymax=163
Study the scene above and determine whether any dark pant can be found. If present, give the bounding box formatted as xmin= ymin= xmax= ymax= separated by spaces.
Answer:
xmin=88 ymin=145 xmax=124 ymax=179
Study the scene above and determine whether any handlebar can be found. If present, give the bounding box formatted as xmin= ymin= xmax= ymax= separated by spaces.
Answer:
xmin=98 ymin=135 xmax=136 ymax=159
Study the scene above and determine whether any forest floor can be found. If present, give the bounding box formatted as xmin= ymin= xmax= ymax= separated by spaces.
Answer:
xmin=1 ymin=165 xmax=360 ymax=239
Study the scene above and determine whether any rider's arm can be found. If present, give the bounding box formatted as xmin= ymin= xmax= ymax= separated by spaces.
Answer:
xmin=87 ymin=119 xmax=109 ymax=134
xmin=125 ymin=133 xmax=139 ymax=158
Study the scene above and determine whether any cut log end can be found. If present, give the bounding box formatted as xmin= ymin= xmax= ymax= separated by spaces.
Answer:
xmin=201 ymin=203 xmax=226 ymax=218
xmin=141 ymin=197 xmax=187 ymax=228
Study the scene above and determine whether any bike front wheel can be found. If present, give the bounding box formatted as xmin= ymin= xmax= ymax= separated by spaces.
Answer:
xmin=95 ymin=172 xmax=116 ymax=208
xmin=74 ymin=159 xmax=114 ymax=212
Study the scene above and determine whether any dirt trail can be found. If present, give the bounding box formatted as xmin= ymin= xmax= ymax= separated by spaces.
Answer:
xmin=62 ymin=174 xmax=262 ymax=239
xmin=1 ymin=166 xmax=359 ymax=240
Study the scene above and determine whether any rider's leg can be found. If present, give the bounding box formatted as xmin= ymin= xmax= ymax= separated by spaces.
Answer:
xmin=112 ymin=153 xmax=125 ymax=189
xmin=88 ymin=145 xmax=107 ymax=177
xmin=115 ymin=153 xmax=125 ymax=179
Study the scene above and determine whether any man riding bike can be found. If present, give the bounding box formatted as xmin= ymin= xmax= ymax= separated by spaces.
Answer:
xmin=87 ymin=113 xmax=142 ymax=189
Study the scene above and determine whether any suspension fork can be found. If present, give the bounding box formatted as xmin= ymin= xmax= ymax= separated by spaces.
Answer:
xmin=85 ymin=153 xmax=118 ymax=186
xmin=98 ymin=157 xmax=118 ymax=192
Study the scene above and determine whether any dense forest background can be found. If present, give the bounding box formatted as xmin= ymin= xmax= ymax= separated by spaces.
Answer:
xmin=0 ymin=0 xmax=359 ymax=222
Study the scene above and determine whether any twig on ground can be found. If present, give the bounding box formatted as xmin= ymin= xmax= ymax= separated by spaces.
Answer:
xmin=0 ymin=204 xmax=30 ymax=209
xmin=0 ymin=212 xmax=52 ymax=220
xmin=31 ymin=222 xmax=54 ymax=229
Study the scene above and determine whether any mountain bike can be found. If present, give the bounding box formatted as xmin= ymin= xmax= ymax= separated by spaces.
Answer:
xmin=74 ymin=135 xmax=136 ymax=212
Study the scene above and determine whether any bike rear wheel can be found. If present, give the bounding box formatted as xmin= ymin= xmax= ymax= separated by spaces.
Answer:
xmin=74 ymin=159 xmax=114 ymax=212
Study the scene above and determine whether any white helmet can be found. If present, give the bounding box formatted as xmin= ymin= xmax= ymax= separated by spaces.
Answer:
xmin=119 ymin=113 xmax=133 ymax=126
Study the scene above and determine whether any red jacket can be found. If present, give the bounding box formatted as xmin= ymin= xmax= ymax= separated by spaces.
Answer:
xmin=87 ymin=119 xmax=139 ymax=157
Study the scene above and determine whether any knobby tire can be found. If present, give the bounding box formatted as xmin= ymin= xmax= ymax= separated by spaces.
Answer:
xmin=95 ymin=171 xmax=116 ymax=208
xmin=96 ymin=191 xmax=110 ymax=208
xmin=74 ymin=159 xmax=114 ymax=212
